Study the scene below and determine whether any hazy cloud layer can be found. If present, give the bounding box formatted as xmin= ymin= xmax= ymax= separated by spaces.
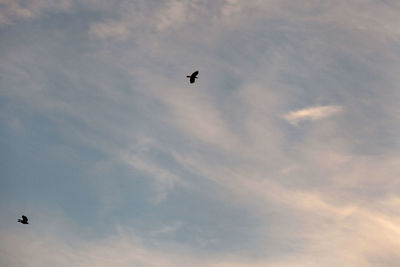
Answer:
xmin=1 ymin=0 xmax=400 ymax=266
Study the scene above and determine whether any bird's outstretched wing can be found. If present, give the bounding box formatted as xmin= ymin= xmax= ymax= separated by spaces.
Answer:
xmin=192 ymin=70 xmax=199 ymax=77
xmin=22 ymin=215 xmax=28 ymax=222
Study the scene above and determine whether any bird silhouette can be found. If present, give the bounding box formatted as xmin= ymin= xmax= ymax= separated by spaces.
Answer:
xmin=18 ymin=215 xmax=29 ymax=224
xmin=187 ymin=70 xmax=199 ymax=84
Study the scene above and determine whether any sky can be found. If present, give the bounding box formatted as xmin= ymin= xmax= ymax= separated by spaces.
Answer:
xmin=1 ymin=0 xmax=400 ymax=266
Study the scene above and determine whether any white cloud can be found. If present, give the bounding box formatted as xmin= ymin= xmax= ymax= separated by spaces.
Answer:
xmin=283 ymin=105 xmax=343 ymax=125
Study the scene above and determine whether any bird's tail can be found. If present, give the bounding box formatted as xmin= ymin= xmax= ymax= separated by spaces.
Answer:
xmin=18 ymin=219 xmax=21 ymax=222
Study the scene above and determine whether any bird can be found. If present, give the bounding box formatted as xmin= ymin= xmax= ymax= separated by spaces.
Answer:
xmin=187 ymin=70 xmax=199 ymax=84
xmin=18 ymin=215 xmax=29 ymax=224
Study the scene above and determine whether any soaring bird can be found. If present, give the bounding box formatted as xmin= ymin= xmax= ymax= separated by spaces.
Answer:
xmin=18 ymin=215 xmax=29 ymax=224
xmin=187 ymin=70 xmax=199 ymax=84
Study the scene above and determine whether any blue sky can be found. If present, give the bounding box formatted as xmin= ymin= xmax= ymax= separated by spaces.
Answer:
xmin=1 ymin=0 xmax=400 ymax=266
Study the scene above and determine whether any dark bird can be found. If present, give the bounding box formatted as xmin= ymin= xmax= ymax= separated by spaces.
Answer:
xmin=18 ymin=215 xmax=29 ymax=224
xmin=187 ymin=70 xmax=199 ymax=84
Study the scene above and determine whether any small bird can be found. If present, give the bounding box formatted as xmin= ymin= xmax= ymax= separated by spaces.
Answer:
xmin=18 ymin=215 xmax=29 ymax=224
xmin=187 ymin=70 xmax=199 ymax=84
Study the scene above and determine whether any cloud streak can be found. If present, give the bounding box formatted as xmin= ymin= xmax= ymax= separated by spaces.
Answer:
xmin=283 ymin=105 xmax=343 ymax=125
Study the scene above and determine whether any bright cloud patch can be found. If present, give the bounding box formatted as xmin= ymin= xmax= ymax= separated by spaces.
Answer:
xmin=284 ymin=105 xmax=343 ymax=125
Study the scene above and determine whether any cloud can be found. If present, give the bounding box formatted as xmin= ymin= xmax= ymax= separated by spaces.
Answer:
xmin=2 ymin=0 xmax=400 ymax=266
xmin=0 ymin=0 xmax=73 ymax=24
xmin=89 ymin=21 xmax=129 ymax=40
xmin=283 ymin=105 xmax=343 ymax=125
xmin=171 ymin=149 xmax=400 ymax=265
xmin=120 ymin=152 xmax=182 ymax=204
xmin=2 ymin=185 xmax=400 ymax=267
xmin=154 ymin=0 xmax=189 ymax=31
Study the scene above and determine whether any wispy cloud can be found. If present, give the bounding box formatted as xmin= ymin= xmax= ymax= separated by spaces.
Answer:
xmin=2 ymin=0 xmax=400 ymax=266
xmin=89 ymin=21 xmax=129 ymax=40
xmin=0 ymin=0 xmax=73 ymax=24
xmin=121 ymin=152 xmax=182 ymax=204
xmin=283 ymin=105 xmax=343 ymax=125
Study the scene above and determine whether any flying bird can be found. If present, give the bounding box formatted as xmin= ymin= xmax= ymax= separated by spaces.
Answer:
xmin=187 ymin=70 xmax=199 ymax=84
xmin=18 ymin=215 xmax=29 ymax=224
